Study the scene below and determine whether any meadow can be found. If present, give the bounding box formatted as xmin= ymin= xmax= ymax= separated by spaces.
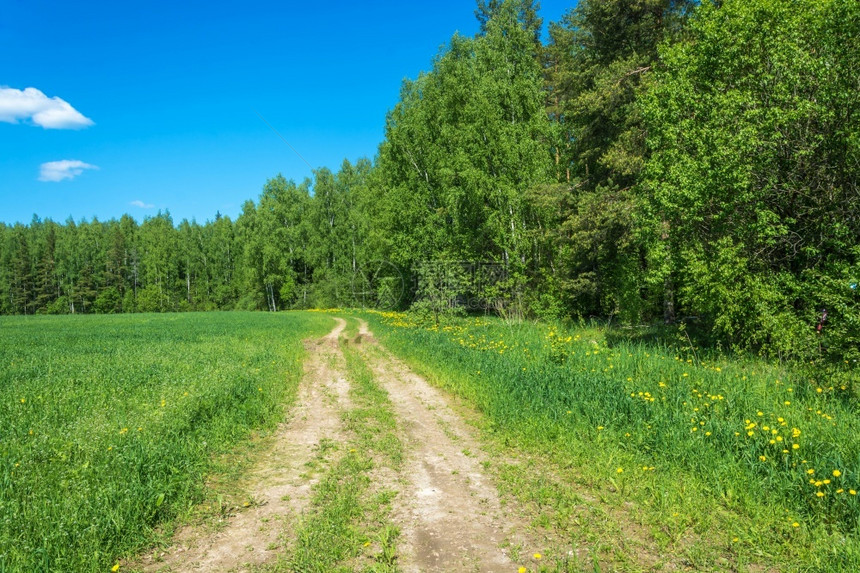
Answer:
xmin=0 ymin=312 xmax=330 ymax=573
xmin=362 ymin=310 xmax=860 ymax=571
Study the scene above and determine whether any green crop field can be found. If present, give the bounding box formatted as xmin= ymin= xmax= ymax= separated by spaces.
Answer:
xmin=0 ymin=311 xmax=330 ymax=573
xmin=363 ymin=311 xmax=860 ymax=570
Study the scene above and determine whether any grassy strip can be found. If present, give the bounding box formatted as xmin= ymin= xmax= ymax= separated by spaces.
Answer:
xmin=361 ymin=311 xmax=860 ymax=572
xmin=272 ymin=323 xmax=402 ymax=572
xmin=0 ymin=311 xmax=331 ymax=573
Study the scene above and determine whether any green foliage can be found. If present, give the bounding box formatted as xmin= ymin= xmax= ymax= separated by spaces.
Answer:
xmin=0 ymin=312 xmax=330 ymax=572
xmin=540 ymin=0 xmax=695 ymax=322
xmin=641 ymin=0 xmax=860 ymax=361
xmin=373 ymin=0 xmax=554 ymax=287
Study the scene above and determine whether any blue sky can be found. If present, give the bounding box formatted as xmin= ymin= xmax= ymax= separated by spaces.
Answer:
xmin=0 ymin=0 xmax=575 ymax=226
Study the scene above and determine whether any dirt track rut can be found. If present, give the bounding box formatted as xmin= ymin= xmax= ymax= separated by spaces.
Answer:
xmin=355 ymin=319 xmax=530 ymax=572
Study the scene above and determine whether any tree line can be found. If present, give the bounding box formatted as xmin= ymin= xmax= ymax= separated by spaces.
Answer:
xmin=1 ymin=0 xmax=857 ymax=365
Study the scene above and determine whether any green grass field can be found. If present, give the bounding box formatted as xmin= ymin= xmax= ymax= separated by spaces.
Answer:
xmin=362 ymin=310 xmax=860 ymax=571
xmin=5 ymin=309 xmax=859 ymax=572
xmin=0 ymin=311 xmax=330 ymax=573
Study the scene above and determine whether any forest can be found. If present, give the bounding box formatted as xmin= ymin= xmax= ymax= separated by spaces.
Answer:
xmin=1 ymin=0 xmax=858 ymax=366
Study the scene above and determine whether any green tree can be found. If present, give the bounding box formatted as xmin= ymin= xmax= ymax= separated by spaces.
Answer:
xmin=374 ymin=0 xmax=555 ymax=313
xmin=641 ymin=0 xmax=860 ymax=359
xmin=540 ymin=0 xmax=694 ymax=322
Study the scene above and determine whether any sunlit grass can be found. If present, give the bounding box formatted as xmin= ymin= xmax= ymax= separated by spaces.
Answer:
xmin=363 ymin=310 xmax=860 ymax=570
xmin=0 ymin=311 xmax=330 ymax=573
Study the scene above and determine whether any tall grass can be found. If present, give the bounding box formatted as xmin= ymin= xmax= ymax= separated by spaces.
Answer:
xmin=0 ymin=311 xmax=330 ymax=572
xmin=362 ymin=311 xmax=860 ymax=569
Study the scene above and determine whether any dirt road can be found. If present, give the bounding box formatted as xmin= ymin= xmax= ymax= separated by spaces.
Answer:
xmin=136 ymin=317 xmax=541 ymax=572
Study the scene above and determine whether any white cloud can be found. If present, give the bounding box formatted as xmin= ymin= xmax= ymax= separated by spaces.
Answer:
xmin=38 ymin=160 xmax=99 ymax=182
xmin=0 ymin=86 xmax=94 ymax=129
xmin=130 ymin=200 xmax=155 ymax=209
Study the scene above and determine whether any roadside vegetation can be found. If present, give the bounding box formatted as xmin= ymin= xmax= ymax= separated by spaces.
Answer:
xmin=363 ymin=310 xmax=860 ymax=571
xmin=0 ymin=312 xmax=329 ymax=572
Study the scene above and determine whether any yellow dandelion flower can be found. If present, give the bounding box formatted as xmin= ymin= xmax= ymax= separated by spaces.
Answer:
xmin=837 ymin=489 xmax=845 ymax=494
xmin=792 ymin=443 xmax=800 ymax=450
xmin=834 ymin=470 xmax=842 ymax=477
xmin=616 ymin=467 xmax=624 ymax=474
xmin=851 ymin=490 xmax=857 ymax=495
xmin=519 ymin=568 xmax=527 ymax=573
xmin=759 ymin=455 xmax=767 ymax=462
xmin=807 ymin=469 xmax=815 ymax=475
xmin=112 ymin=563 xmax=120 ymax=572
xmin=816 ymin=491 xmax=825 ymax=498
xmin=533 ymin=553 xmax=542 ymax=560
xmin=792 ymin=522 xmax=800 ymax=528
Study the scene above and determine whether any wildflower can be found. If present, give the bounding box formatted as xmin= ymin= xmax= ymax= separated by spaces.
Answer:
xmin=533 ymin=553 xmax=542 ymax=560
xmin=112 ymin=564 xmax=120 ymax=572
xmin=759 ymin=456 xmax=767 ymax=462
xmin=616 ymin=467 xmax=624 ymax=474
xmin=833 ymin=470 xmax=842 ymax=477
xmin=792 ymin=444 xmax=800 ymax=450
xmin=851 ymin=490 xmax=857 ymax=495
xmin=519 ymin=568 xmax=527 ymax=573
xmin=792 ymin=522 xmax=800 ymax=528
xmin=816 ymin=492 xmax=825 ymax=498
xmin=807 ymin=469 xmax=815 ymax=475
xmin=784 ymin=401 xmax=791 ymax=405
xmin=837 ymin=489 xmax=844 ymax=494
xmin=597 ymin=426 xmax=604 ymax=431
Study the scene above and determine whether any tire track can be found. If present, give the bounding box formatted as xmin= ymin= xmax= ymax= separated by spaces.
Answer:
xmin=354 ymin=319 xmax=537 ymax=573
